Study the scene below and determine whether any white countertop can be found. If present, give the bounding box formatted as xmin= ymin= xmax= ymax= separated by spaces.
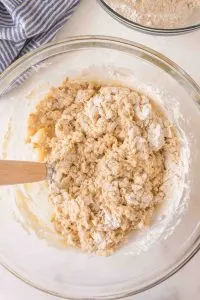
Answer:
xmin=1 ymin=0 xmax=200 ymax=299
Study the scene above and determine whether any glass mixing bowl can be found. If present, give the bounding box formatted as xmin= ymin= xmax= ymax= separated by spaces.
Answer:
xmin=98 ymin=0 xmax=200 ymax=35
xmin=0 ymin=36 xmax=200 ymax=300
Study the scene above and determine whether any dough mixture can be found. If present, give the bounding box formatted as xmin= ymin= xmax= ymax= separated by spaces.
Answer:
xmin=27 ymin=79 xmax=180 ymax=255
xmin=104 ymin=0 xmax=200 ymax=29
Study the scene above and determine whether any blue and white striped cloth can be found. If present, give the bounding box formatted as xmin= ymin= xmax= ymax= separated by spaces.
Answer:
xmin=0 ymin=0 xmax=80 ymax=73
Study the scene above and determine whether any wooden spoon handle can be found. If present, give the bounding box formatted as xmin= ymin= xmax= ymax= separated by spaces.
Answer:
xmin=0 ymin=160 xmax=47 ymax=185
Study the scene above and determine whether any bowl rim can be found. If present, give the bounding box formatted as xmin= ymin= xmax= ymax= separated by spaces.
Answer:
xmin=0 ymin=35 xmax=200 ymax=299
xmin=97 ymin=0 xmax=200 ymax=35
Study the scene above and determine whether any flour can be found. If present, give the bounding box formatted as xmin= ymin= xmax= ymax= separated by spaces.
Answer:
xmin=104 ymin=0 xmax=200 ymax=28
xmin=148 ymin=121 xmax=165 ymax=150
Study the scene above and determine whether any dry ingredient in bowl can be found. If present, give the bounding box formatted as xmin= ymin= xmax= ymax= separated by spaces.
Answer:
xmin=104 ymin=0 xmax=200 ymax=29
xmin=27 ymin=79 xmax=180 ymax=255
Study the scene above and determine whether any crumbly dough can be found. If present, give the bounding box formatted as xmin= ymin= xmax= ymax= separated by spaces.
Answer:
xmin=27 ymin=79 xmax=180 ymax=255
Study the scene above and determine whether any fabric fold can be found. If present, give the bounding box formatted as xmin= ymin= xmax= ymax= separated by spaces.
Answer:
xmin=0 ymin=0 xmax=80 ymax=72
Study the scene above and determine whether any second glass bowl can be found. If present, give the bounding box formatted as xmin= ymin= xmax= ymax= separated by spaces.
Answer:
xmin=98 ymin=0 xmax=200 ymax=35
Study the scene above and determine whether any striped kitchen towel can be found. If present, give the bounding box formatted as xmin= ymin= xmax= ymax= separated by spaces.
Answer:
xmin=0 ymin=0 xmax=80 ymax=73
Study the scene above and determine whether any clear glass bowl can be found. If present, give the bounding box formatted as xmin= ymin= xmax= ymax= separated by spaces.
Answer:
xmin=0 ymin=36 xmax=200 ymax=299
xmin=98 ymin=0 xmax=200 ymax=35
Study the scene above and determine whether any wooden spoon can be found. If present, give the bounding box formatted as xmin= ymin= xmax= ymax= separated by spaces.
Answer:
xmin=0 ymin=160 xmax=49 ymax=185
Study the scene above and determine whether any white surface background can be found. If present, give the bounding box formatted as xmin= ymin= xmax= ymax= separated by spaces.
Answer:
xmin=0 ymin=0 xmax=200 ymax=299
